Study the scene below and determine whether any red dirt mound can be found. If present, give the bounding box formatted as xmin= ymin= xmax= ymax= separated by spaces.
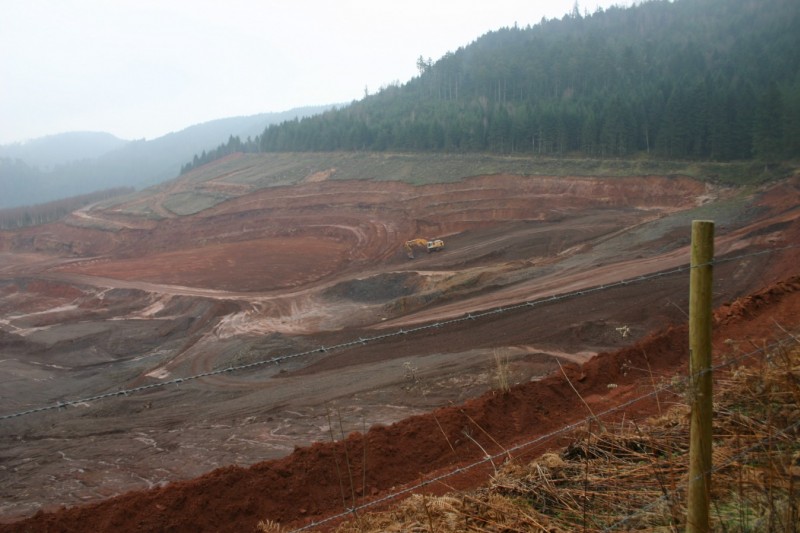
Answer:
xmin=4 ymin=275 xmax=799 ymax=533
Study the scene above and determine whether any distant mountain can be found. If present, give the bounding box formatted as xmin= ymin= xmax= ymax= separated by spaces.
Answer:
xmin=0 ymin=106 xmax=332 ymax=209
xmin=0 ymin=132 xmax=128 ymax=169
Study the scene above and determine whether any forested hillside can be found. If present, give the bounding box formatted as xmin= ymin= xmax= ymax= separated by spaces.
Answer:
xmin=256 ymin=0 xmax=799 ymax=161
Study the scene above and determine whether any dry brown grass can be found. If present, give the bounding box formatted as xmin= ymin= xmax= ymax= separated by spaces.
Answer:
xmin=324 ymin=337 xmax=800 ymax=532
xmin=492 ymin=349 xmax=511 ymax=394
xmin=256 ymin=518 xmax=286 ymax=532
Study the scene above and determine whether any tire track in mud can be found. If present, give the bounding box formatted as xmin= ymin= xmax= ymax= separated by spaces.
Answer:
xmin=35 ymin=208 xmax=796 ymax=390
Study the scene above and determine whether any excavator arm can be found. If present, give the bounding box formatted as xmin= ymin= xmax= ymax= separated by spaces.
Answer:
xmin=404 ymin=239 xmax=428 ymax=259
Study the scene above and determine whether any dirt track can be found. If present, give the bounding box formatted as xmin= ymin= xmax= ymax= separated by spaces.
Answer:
xmin=0 ymin=161 xmax=799 ymax=529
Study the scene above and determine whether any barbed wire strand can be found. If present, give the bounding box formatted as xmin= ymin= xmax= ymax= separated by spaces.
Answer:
xmin=603 ymin=418 xmax=800 ymax=531
xmin=598 ymin=322 xmax=800 ymax=531
xmin=288 ymin=333 xmax=798 ymax=532
xmin=2 ymin=244 xmax=796 ymax=422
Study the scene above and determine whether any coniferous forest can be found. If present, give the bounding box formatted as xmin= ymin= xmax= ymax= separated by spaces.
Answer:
xmin=250 ymin=0 xmax=799 ymax=163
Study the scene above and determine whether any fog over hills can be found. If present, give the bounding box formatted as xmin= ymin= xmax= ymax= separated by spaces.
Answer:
xmin=0 ymin=106 xmax=332 ymax=209
xmin=0 ymin=132 xmax=128 ymax=170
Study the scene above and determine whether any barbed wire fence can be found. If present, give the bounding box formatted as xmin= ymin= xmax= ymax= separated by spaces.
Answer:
xmin=2 ymin=244 xmax=797 ymax=422
xmin=602 ymin=419 xmax=800 ymax=532
xmin=1 ymin=243 xmax=798 ymax=531
xmin=287 ymin=331 xmax=799 ymax=532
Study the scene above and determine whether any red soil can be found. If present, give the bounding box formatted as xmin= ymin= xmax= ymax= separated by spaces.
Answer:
xmin=1 ymin=169 xmax=798 ymax=531
xmin=3 ymin=276 xmax=799 ymax=533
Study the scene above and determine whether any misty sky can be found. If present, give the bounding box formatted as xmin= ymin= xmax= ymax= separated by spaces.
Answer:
xmin=1 ymin=0 xmax=633 ymax=145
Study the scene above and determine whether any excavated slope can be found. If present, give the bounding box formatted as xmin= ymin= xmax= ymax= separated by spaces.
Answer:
xmin=1 ymin=163 xmax=798 ymax=529
xmin=2 ymin=276 xmax=799 ymax=533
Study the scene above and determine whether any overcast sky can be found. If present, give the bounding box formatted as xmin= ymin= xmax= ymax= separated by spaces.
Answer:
xmin=1 ymin=0 xmax=633 ymax=145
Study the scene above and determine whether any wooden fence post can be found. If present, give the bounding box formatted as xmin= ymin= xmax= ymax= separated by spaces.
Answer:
xmin=687 ymin=220 xmax=714 ymax=533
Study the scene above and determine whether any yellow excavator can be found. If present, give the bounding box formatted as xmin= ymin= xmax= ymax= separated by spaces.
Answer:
xmin=404 ymin=238 xmax=445 ymax=259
